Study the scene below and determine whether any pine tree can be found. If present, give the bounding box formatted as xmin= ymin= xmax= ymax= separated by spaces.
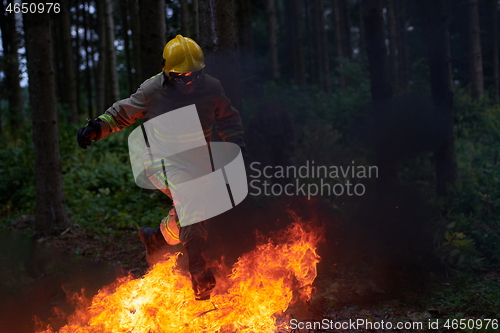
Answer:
xmin=24 ymin=4 xmax=73 ymax=231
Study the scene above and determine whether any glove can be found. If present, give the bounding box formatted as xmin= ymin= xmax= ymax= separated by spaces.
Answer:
xmin=77 ymin=118 xmax=102 ymax=149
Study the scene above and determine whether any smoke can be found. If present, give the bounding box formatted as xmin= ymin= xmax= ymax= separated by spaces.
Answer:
xmin=351 ymin=94 xmax=448 ymax=159
xmin=210 ymin=93 xmax=445 ymax=306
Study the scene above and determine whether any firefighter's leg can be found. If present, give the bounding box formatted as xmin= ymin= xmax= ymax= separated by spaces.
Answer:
xmin=179 ymin=221 xmax=215 ymax=300
xmin=141 ymin=205 xmax=215 ymax=299
xmin=162 ymin=201 xmax=215 ymax=300
xmin=172 ymin=172 xmax=216 ymax=300
xmin=141 ymin=169 xmax=215 ymax=299
xmin=138 ymin=225 xmax=169 ymax=265
xmin=138 ymin=172 xmax=174 ymax=265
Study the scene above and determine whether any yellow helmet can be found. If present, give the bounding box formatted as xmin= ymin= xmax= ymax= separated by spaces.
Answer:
xmin=162 ymin=35 xmax=205 ymax=74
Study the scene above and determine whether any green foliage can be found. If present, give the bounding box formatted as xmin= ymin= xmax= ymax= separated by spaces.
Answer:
xmin=0 ymin=121 xmax=36 ymax=214
xmin=255 ymin=61 xmax=371 ymax=133
xmin=433 ymin=273 xmax=500 ymax=318
xmin=434 ymin=90 xmax=500 ymax=269
xmin=0 ymin=121 xmax=170 ymax=234
xmin=61 ymin=125 xmax=170 ymax=234
xmin=243 ymin=61 xmax=371 ymax=165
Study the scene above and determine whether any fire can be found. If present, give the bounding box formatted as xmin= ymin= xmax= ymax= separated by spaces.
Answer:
xmin=37 ymin=220 xmax=322 ymax=333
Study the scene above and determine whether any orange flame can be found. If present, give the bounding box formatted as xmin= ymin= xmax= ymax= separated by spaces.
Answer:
xmin=37 ymin=220 xmax=322 ymax=333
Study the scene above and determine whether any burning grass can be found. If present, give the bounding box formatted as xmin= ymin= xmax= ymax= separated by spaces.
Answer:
xmin=36 ymin=219 xmax=322 ymax=333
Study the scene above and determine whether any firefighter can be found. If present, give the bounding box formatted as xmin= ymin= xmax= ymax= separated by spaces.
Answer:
xmin=76 ymin=35 xmax=246 ymax=301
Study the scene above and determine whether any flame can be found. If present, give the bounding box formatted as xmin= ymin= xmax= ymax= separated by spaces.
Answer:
xmin=37 ymin=220 xmax=322 ymax=333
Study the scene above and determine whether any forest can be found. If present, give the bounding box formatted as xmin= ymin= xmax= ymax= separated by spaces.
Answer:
xmin=0 ymin=0 xmax=500 ymax=332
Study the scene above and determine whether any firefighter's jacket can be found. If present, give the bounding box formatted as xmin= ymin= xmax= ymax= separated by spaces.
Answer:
xmin=97 ymin=72 xmax=245 ymax=149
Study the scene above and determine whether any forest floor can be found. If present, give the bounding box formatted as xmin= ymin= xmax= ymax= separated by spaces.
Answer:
xmin=22 ymin=223 xmax=500 ymax=333
xmin=38 ymin=226 xmax=149 ymax=276
xmin=3 ymin=193 xmax=499 ymax=332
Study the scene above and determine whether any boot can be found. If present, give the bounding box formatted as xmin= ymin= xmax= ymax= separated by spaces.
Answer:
xmin=184 ymin=237 xmax=216 ymax=300
xmin=138 ymin=226 xmax=168 ymax=265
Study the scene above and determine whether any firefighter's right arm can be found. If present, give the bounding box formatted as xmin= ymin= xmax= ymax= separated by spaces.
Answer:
xmin=96 ymin=87 xmax=149 ymax=140
xmin=76 ymin=87 xmax=149 ymax=149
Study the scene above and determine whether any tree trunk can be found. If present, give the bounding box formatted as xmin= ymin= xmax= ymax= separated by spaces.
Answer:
xmin=193 ymin=0 xmax=200 ymax=41
xmin=160 ymin=2 xmax=167 ymax=54
xmin=332 ymin=0 xmax=346 ymax=87
xmin=51 ymin=13 xmax=64 ymax=110
xmin=215 ymin=0 xmax=241 ymax=111
xmin=237 ymin=0 xmax=256 ymax=96
xmin=238 ymin=0 xmax=254 ymax=54
xmin=294 ymin=0 xmax=306 ymax=85
xmin=387 ymin=0 xmax=400 ymax=92
xmin=129 ymin=0 xmax=142 ymax=87
xmin=105 ymin=0 xmax=119 ymax=103
xmin=0 ymin=0 xmax=23 ymax=133
xmin=96 ymin=0 xmax=107 ymax=113
xmin=283 ymin=0 xmax=294 ymax=82
xmin=318 ymin=0 xmax=332 ymax=94
xmin=61 ymin=0 xmax=79 ymax=123
xmin=199 ymin=0 xmax=242 ymax=112
xmin=466 ymin=0 xmax=484 ymax=100
xmin=313 ymin=0 xmax=323 ymax=90
xmin=181 ymin=0 xmax=190 ymax=37
xmin=395 ymin=0 xmax=409 ymax=91
xmin=83 ymin=1 xmax=94 ymax=118
xmin=198 ymin=0 xmax=214 ymax=50
xmin=490 ymin=0 xmax=499 ymax=103
xmin=304 ymin=0 xmax=316 ymax=85
xmin=315 ymin=0 xmax=330 ymax=93
xmin=284 ymin=0 xmax=302 ymax=84
xmin=91 ymin=26 xmax=101 ymax=112
xmin=120 ymin=0 xmax=134 ymax=95
xmin=363 ymin=0 xmax=395 ymax=188
xmin=267 ymin=0 xmax=280 ymax=81
xmin=426 ymin=0 xmax=458 ymax=196
xmin=358 ymin=0 xmax=365 ymax=60
xmin=139 ymin=0 xmax=167 ymax=80
xmin=74 ymin=0 xmax=82 ymax=116
xmin=341 ymin=0 xmax=352 ymax=59
xmin=23 ymin=4 xmax=72 ymax=231
xmin=362 ymin=0 xmax=392 ymax=102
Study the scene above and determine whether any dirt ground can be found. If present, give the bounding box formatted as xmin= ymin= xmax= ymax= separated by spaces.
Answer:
xmin=42 ymin=227 xmax=150 ymax=276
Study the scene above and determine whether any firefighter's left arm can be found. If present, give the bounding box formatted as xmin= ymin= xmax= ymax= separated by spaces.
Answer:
xmin=213 ymin=87 xmax=246 ymax=149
